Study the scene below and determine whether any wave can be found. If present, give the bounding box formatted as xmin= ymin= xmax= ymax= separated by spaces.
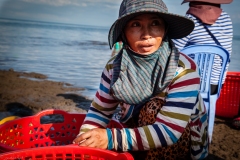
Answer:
xmin=0 ymin=18 xmax=109 ymax=32
xmin=62 ymin=40 xmax=108 ymax=47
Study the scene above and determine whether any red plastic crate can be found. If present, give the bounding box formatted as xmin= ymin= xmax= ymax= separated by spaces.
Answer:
xmin=0 ymin=109 xmax=123 ymax=153
xmin=0 ymin=145 xmax=133 ymax=160
xmin=216 ymin=72 xmax=240 ymax=118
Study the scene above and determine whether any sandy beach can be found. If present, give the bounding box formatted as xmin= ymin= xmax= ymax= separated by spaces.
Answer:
xmin=0 ymin=69 xmax=239 ymax=160
xmin=0 ymin=69 xmax=90 ymax=117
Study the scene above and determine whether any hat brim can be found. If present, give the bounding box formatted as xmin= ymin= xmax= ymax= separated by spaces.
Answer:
xmin=181 ymin=0 xmax=233 ymax=5
xmin=108 ymin=11 xmax=194 ymax=49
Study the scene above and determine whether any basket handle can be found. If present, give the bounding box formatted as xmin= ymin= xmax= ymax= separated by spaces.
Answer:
xmin=33 ymin=109 xmax=70 ymax=124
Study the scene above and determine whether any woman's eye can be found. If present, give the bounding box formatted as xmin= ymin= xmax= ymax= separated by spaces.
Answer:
xmin=132 ymin=22 xmax=140 ymax=27
xmin=152 ymin=20 xmax=160 ymax=26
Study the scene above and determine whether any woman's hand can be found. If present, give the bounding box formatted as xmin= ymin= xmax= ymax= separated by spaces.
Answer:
xmin=73 ymin=128 xmax=108 ymax=149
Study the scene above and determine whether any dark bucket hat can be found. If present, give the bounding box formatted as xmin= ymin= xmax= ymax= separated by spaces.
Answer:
xmin=181 ymin=0 xmax=233 ymax=4
xmin=108 ymin=0 xmax=195 ymax=49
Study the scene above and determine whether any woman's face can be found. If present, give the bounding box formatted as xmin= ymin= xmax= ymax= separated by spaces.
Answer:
xmin=124 ymin=13 xmax=166 ymax=55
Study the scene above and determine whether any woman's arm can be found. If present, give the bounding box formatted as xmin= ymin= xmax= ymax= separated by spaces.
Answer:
xmin=77 ymin=57 xmax=119 ymax=135
xmin=73 ymin=57 xmax=120 ymax=149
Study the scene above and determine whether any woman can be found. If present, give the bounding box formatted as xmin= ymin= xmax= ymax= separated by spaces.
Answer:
xmin=73 ymin=0 xmax=209 ymax=159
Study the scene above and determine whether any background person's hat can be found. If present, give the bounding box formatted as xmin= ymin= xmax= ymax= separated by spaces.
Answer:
xmin=108 ymin=0 xmax=195 ymax=49
xmin=181 ymin=0 xmax=233 ymax=4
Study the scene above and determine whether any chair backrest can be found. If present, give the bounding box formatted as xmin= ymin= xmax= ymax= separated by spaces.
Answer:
xmin=180 ymin=45 xmax=229 ymax=99
xmin=181 ymin=45 xmax=230 ymax=143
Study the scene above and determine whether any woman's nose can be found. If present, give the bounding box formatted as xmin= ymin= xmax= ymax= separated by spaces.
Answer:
xmin=140 ymin=26 xmax=152 ymax=40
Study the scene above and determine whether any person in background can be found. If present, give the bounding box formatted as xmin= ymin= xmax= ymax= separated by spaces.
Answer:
xmin=73 ymin=0 xmax=209 ymax=159
xmin=173 ymin=0 xmax=233 ymax=95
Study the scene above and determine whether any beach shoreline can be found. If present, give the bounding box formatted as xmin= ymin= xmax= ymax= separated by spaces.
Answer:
xmin=0 ymin=69 xmax=239 ymax=160
xmin=0 ymin=69 xmax=91 ymax=118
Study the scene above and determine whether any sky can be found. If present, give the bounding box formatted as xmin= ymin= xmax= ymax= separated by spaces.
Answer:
xmin=0 ymin=0 xmax=239 ymax=30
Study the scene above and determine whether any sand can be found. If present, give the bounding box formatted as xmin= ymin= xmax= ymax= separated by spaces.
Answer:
xmin=0 ymin=69 xmax=90 ymax=117
xmin=0 ymin=69 xmax=239 ymax=159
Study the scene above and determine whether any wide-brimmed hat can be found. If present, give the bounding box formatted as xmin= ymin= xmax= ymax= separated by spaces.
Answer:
xmin=108 ymin=0 xmax=195 ymax=49
xmin=181 ymin=0 xmax=233 ymax=4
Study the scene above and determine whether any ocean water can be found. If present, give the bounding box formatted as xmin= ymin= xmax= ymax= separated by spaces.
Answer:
xmin=0 ymin=18 xmax=239 ymax=99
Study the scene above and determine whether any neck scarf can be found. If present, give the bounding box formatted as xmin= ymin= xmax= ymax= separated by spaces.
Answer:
xmin=109 ymin=39 xmax=179 ymax=105
xmin=187 ymin=2 xmax=222 ymax=25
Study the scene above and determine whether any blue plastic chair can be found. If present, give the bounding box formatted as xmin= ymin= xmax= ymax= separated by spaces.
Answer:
xmin=180 ymin=45 xmax=229 ymax=143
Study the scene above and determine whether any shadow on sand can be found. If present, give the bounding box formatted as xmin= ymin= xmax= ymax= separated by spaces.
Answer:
xmin=57 ymin=93 xmax=92 ymax=111
xmin=4 ymin=102 xmax=33 ymax=117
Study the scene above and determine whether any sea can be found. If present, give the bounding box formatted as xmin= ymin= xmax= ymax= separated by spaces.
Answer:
xmin=0 ymin=18 xmax=239 ymax=99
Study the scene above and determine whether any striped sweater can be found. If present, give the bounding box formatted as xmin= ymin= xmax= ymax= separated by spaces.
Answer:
xmin=79 ymin=53 xmax=209 ymax=160
xmin=173 ymin=11 xmax=233 ymax=84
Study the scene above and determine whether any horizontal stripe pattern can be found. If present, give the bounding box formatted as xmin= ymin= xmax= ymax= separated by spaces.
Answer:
xmin=79 ymin=53 xmax=208 ymax=159
xmin=173 ymin=11 xmax=233 ymax=84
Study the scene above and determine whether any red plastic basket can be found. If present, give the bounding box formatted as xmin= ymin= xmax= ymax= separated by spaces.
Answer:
xmin=216 ymin=72 xmax=240 ymax=118
xmin=0 ymin=145 xmax=134 ymax=160
xmin=0 ymin=109 xmax=123 ymax=153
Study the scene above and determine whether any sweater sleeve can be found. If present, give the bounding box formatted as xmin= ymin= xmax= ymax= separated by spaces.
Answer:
xmin=79 ymin=57 xmax=119 ymax=135
xmin=109 ymin=54 xmax=201 ymax=151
